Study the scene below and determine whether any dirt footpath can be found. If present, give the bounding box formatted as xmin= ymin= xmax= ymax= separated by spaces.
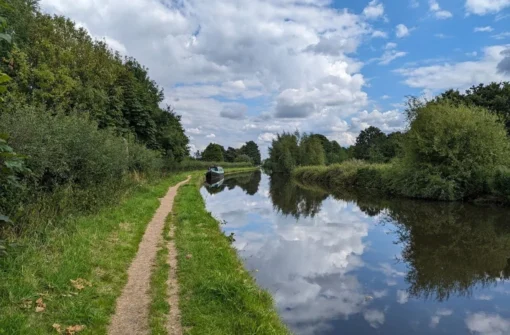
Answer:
xmin=108 ymin=177 xmax=190 ymax=335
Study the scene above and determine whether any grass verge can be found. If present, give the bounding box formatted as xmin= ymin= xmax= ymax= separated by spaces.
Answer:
xmin=0 ymin=173 xmax=188 ymax=334
xmin=171 ymin=172 xmax=290 ymax=335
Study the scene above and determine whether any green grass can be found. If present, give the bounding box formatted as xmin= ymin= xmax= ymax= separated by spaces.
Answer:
xmin=172 ymin=173 xmax=290 ymax=335
xmin=0 ymin=172 xmax=189 ymax=334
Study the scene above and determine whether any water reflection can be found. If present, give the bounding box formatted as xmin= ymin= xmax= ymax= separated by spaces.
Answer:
xmin=200 ymin=171 xmax=510 ymax=335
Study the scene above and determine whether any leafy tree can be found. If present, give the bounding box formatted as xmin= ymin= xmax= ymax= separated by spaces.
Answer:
xmin=202 ymin=143 xmax=224 ymax=162
xmin=267 ymin=132 xmax=300 ymax=173
xmin=224 ymin=147 xmax=238 ymax=163
xmin=239 ymin=141 xmax=261 ymax=165
xmin=353 ymin=126 xmax=387 ymax=162
xmin=300 ymin=134 xmax=326 ymax=166
xmin=234 ymin=154 xmax=252 ymax=163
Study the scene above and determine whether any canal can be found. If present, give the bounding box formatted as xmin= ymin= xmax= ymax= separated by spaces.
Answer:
xmin=201 ymin=170 xmax=510 ymax=335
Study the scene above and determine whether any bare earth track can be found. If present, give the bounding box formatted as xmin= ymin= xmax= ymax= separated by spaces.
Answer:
xmin=108 ymin=177 xmax=190 ymax=335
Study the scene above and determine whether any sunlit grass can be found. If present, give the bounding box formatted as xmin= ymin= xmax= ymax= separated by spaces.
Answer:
xmin=172 ymin=172 xmax=290 ymax=335
xmin=0 ymin=173 xmax=188 ymax=334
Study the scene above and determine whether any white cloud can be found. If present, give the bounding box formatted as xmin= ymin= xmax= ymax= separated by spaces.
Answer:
xmin=376 ymin=50 xmax=408 ymax=65
xmin=475 ymin=26 xmax=494 ymax=32
xmin=396 ymin=45 xmax=510 ymax=91
xmin=430 ymin=309 xmax=453 ymax=328
xmin=40 ymin=0 xmax=377 ymax=153
xmin=396 ymin=24 xmax=411 ymax=38
xmin=381 ymin=94 xmax=391 ymax=99
xmin=492 ymin=32 xmax=510 ymax=39
xmin=466 ymin=313 xmax=510 ymax=335
xmin=258 ymin=132 xmax=277 ymax=143
xmin=396 ymin=290 xmax=409 ymax=304
xmin=429 ymin=0 xmax=453 ymax=19
xmin=466 ymin=51 xmax=479 ymax=56
xmin=410 ymin=0 xmax=420 ymax=8
xmin=364 ymin=309 xmax=385 ymax=328
xmin=363 ymin=0 xmax=385 ymax=20
xmin=385 ymin=42 xmax=397 ymax=50
xmin=372 ymin=30 xmax=388 ymax=38
xmin=465 ymin=0 xmax=510 ymax=15
xmin=206 ymin=133 xmax=216 ymax=138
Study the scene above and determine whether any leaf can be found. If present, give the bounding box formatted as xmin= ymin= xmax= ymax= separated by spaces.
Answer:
xmin=35 ymin=297 xmax=46 ymax=312
xmin=70 ymin=278 xmax=91 ymax=291
xmin=52 ymin=323 xmax=62 ymax=334
xmin=0 ymin=33 xmax=11 ymax=44
xmin=65 ymin=325 xmax=85 ymax=335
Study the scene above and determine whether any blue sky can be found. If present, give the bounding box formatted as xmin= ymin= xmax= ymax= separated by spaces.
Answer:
xmin=41 ymin=0 xmax=510 ymax=155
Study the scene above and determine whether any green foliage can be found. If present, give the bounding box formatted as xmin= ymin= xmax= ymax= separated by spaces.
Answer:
xmin=239 ymin=141 xmax=261 ymax=165
xmin=435 ymin=82 xmax=510 ymax=132
xmin=267 ymin=132 xmax=300 ymax=174
xmin=234 ymin=154 xmax=252 ymax=163
xmin=0 ymin=5 xmax=189 ymax=157
xmin=300 ymin=134 xmax=326 ymax=166
xmin=352 ymin=126 xmax=400 ymax=163
xmin=398 ymin=101 xmax=510 ymax=200
xmin=202 ymin=143 xmax=225 ymax=162
xmin=224 ymin=147 xmax=238 ymax=163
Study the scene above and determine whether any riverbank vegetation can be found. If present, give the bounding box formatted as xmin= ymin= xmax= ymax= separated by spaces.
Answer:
xmin=199 ymin=141 xmax=261 ymax=165
xmin=267 ymin=84 xmax=510 ymax=204
xmin=171 ymin=172 xmax=289 ymax=335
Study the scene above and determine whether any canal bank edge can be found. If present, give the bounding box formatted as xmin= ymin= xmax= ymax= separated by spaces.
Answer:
xmin=170 ymin=170 xmax=290 ymax=334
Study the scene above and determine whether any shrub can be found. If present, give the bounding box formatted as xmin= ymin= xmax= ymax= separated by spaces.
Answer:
xmin=399 ymin=101 xmax=510 ymax=200
xmin=493 ymin=167 xmax=510 ymax=199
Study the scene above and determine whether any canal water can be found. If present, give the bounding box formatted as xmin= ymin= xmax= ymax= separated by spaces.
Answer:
xmin=200 ymin=171 xmax=510 ymax=335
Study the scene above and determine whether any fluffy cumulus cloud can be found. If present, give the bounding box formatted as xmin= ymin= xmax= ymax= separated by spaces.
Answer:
xmin=465 ymin=0 xmax=510 ymax=15
xmin=396 ymin=45 xmax=510 ymax=91
xmin=429 ymin=0 xmax=453 ymax=19
xmin=363 ymin=0 xmax=385 ymax=20
xmin=40 ymin=0 xmax=397 ymax=155
xmin=466 ymin=313 xmax=510 ymax=335
xmin=396 ymin=24 xmax=411 ymax=38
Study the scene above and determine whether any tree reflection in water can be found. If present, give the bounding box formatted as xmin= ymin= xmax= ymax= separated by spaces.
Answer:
xmin=269 ymin=174 xmax=329 ymax=219
xmin=290 ymin=181 xmax=510 ymax=302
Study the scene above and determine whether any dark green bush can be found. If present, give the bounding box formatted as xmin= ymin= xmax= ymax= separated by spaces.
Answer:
xmin=493 ymin=167 xmax=510 ymax=199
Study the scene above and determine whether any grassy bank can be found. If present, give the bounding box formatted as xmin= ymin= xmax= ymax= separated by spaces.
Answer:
xmin=0 ymin=173 xmax=188 ymax=334
xmin=168 ymin=171 xmax=289 ymax=335
xmin=292 ymin=160 xmax=510 ymax=204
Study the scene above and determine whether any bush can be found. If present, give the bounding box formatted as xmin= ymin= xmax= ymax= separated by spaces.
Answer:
xmin=399 ymin=101 xmax=510 ymax=200
xmin=493 ymin=167 xmax=510 ymax=199
xmin=0 ymin=105 xmax=164 ymax=232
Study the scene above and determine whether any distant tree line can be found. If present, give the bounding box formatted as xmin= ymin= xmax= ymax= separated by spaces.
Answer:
xmin=198 ymin=141 xmax=261 ymax=165
xmin=264 ymin=128 xmax=403 ymax=174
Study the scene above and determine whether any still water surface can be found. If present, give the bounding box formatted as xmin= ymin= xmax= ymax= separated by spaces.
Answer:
xmin=201 ymin=171 xmax=510 ymax=335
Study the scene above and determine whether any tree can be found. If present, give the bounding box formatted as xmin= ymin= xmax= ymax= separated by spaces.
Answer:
xmin=300 ymin=134 xmax=326 ymax=166
xmin=224 ymin=147 xmax=238 ymax=163
xmin=234 ymin=154 xmax=252 ymax=163
xmin=240 ymin=141 xmax=261 ymax=165
xmin=267 ymin=132 xmax=300 ymax=173
xmin=202 ymin=143 xmax=224 ymax=162
xmin=353 ymin=126 xmax=387 ymax=162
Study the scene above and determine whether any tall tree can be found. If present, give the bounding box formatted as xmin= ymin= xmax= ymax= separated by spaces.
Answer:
xmin=202 ymin=143 xmax=224 ymax=162
xmin=353 ymin=126 xmax=387 ymax=162
xmin=240 ymin=141 xmax=261 ymax=165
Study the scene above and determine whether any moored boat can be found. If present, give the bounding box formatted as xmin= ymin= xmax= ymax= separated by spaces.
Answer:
xmin=205 ymin=165 xmax=224 ymax=184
